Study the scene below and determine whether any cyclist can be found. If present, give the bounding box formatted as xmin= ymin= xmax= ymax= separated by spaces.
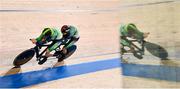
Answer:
xmin=30 ymin=27 xmax=62 ymax=64
xmin=120 ymin=23 xmax=150 ymax=53
xmin=60 ymin=25 xmax=80 ymax=59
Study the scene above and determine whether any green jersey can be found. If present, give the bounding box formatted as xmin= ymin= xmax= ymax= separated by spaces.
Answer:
xmin=67 ymin=25 xmax=79 ymax=38
xmin=36 ymin=28 xmax=63 ymax=52
xmin=64 ymin=25 xmax=79 ymax=48
xmin=36 ymin=28 xmax=62 ymax=42
xmin=120 ymin=23 xmax=144 ymax=40
xmin=120 ymin=23 xmax=144 ymax=47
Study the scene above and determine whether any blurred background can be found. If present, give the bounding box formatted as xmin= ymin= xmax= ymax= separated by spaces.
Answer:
xmin=119 ymin=0 xmax=180 ymax=88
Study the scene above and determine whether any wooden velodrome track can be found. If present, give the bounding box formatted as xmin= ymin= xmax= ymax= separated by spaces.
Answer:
xmin=0 ymin=0 xmax=180 ymax=88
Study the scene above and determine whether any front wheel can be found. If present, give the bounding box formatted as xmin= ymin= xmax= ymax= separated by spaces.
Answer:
xmin=13 ymin=49 xmax=35 ymax=67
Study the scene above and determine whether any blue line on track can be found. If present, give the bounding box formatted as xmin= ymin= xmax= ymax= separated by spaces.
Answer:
xmin=0 ymin=58 xmax=121 ymax=88
xmin=0 ymin=58 xmax=180 ymax=88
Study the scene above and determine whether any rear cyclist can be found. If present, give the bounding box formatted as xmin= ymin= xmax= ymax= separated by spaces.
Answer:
xmin=60 ymin=25 xmax=80 ymax=57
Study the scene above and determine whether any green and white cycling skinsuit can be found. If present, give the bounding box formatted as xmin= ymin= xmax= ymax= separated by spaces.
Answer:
xmin=120 ymin=23 xmax=144 ymax=47
xmin=36 ymin=28 xmax=63 ymax=52
xmin=63 ymin=25 xmax=80 ymax=49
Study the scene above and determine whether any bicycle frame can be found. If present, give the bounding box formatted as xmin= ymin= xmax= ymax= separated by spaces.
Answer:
xmin=33 ymin=39 xmax=64 ymax=61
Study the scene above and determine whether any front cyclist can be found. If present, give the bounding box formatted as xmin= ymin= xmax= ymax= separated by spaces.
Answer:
xmin=30 ymin=27 xmax=62 ymax=65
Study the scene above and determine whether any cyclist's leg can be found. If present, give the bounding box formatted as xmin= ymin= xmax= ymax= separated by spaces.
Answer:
xmin=121 ymin=38 xmax=131 ymax=48
xmin=121 ymin=37 xmax=137 ymax=53
xmin=65 ymin=36 xmax=79 ymax=48
xmin=63 ymin=36 xmax=80 ymax=54
xmin=38 ymin=49 xmax=50 ymax=65
xmin=38 ymin=42 xmax=61 ymax=65
xmin=48 ymin=42 xmax=62 ymax=53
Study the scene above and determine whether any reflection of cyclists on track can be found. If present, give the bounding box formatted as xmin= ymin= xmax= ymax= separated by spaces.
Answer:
xmin=30 ymin=25 xmax=79 ymax=65
xmin=120 ymin=23 xmax=150 ymax=58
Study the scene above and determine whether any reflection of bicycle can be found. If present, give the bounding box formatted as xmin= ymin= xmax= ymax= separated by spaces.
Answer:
xmin=120 ymin=36 xmax=145 ymax=59
xmin=13 ymin=39 xmax=77 ymax=67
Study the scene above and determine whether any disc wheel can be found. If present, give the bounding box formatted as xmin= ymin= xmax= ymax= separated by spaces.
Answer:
xmin=13 ymin=49 xmax=35 ymax=66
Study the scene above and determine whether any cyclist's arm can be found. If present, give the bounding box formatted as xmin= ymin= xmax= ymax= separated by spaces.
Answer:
xmin=36 ymin=33 xmax=44 ymax=42
xmin=64 ymin=35 xmax=79 ymax=49
xmin=30 ymin=33 xmax=44 ymax=44
xmin=128 ymin=24 xmax=143 ymax=36
xmin=63 ymin=39 xmax=73 ymax=48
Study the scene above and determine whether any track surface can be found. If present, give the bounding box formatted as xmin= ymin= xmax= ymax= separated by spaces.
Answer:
xmin=0 ymin=0 xmax=180 ymax=88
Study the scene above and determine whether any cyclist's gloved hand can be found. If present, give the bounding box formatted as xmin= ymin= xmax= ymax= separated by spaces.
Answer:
xmin=30 ymin=39 xmax=37 ymax=44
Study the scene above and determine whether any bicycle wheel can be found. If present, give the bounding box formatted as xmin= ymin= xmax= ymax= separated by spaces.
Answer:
xmin=57 ymin=45 xmax=77 ymax=62
xmin=65 ymin=45 xmax=77 ymax=58
xmin=13 ymin=49 xmax=35 ymax=66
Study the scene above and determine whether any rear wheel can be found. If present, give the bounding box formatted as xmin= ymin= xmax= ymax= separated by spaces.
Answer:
xmin=13 ymin=49 xmax=35 ymax=67
xmin=57 ymin=45 xmax=77 ymax=62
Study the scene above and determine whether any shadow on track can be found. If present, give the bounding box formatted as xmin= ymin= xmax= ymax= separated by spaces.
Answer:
xmin=122 ymin=42 xmax=180 ymax=82
xmin=144 ymin=41 xmax=179 ymax=66
xmin=3 ymin=67 xmax=21 ymax=76
xmin=145 ymin=41 xmax=169 ymax=60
